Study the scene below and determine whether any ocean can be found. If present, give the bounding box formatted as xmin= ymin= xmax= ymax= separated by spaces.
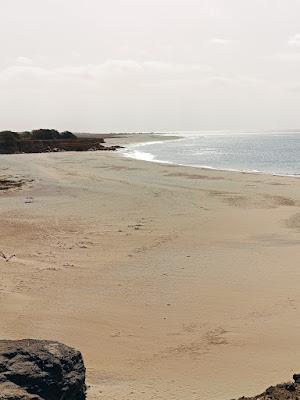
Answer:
xmin=121 ymin=131 xmax=300 ymax=176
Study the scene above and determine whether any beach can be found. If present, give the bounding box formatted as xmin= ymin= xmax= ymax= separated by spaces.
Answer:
xmin=1 ymin=133 xmax=300 ymax=400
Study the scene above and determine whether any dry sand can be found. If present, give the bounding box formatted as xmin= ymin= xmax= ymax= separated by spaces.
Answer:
xmin=0 ymin=134 xmax=300 ymax=399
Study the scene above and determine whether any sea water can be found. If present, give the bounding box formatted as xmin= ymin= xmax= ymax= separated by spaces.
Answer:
xmin=121 ymin=131 xmax=300 ymax=176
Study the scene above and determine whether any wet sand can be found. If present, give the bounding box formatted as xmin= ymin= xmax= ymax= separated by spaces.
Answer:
xmin=0 ymin=134 xmax=300 ymax=399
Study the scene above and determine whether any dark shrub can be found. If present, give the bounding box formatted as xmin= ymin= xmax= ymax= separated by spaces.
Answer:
xmin=61 ymin=131 xmax=77 ymax=139
xmin=31 ymin=129 xmax=61 ymax=140
xmin=19 ymin=131 xmax=33 ymax=140
xmin=0 ymin=131 xmax=19 ymax=153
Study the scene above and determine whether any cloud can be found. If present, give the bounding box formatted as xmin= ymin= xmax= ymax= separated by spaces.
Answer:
xmin=0 ymin=58 xmax=264 ymax=95
xmin=0 ymin=59 xmax=211 ymax=87
xmin=209 ymin=38 xmax=234 ymax=45
xmin=288 ymin=34 xmax=300 ymax=47
xmin=16 ymin=56 xmax=34 ymax=66
xmin=285 ymin=83 xmax=300 ymax=92
xmin=0 ymin=58 xmax=265 ymax=103
xmin=276 ymin=53 xmax=300 ymax=61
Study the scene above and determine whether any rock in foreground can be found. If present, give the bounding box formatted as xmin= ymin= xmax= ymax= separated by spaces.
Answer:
xmin=235 ymin=374 xmax=300 ymax=399
xmin=0 ymin=339 xmax=86 ymax=400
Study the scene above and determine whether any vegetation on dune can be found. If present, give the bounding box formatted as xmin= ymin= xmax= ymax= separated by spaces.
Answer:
xmin=0 ymin=129 xmax=77 ymax=142
xmin=0 ymin=129 xmax=119 ymax=154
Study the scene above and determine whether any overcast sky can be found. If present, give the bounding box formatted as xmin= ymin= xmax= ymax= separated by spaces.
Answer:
xmin=1 ymin=0 xmax=300 ymax=132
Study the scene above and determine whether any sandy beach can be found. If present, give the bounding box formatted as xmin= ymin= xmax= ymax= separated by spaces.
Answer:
xmin=1 ymin=133 xmax=300 ymax=400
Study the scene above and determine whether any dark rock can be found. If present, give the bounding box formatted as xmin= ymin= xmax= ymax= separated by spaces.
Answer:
xmin=234 ymin=375 xmax=300 ymax=399
xmin=0 ymin=339 xmax=86 ymax=400
xmin=293 ymin=374 xmax=300 ymax=383
xmin=107 ymin=145 xmax=124 ymax=151
xmin=286 ymin=383 xmax=296 ymax=392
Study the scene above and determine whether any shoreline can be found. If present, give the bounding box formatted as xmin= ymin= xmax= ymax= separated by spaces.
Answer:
xmin=0 ymin=136 xmax=300 ymax=399
xmin=118 ymin=132 xmax=300 ymax=179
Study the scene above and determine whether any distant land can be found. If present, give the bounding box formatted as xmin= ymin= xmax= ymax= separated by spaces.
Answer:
xmin=0 ymin=129 xmax=122 ymax=154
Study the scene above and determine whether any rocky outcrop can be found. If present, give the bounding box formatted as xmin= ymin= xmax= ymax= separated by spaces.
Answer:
xmin=16 ymin=138 xmax=121 ymax=154
xmin=0 ymin=339 xmax=86 ymax=400
xmin=235 ymin=374 xmax=300 ymax=399
xmin=0 ymin=130 xmax=122 ymax=154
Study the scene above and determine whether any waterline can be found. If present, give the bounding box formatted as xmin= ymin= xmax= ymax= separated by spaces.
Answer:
xmin=120 ymin=132 xmax=300 ymax=177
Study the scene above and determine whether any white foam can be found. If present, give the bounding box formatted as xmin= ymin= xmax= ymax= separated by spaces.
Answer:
xmin=125 ymin=150 xmax=155 ymax=161
xmin=119 ymin=133 xmax=300 ymax=177
xmin=122 ymin=148 xmax=172 ymax=164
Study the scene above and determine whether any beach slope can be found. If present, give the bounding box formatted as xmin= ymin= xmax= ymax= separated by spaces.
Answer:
xmin=0 ymin=134 xmax=300 ymax=400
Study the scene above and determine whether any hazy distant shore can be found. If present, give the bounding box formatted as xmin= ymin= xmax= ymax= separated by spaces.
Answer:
xmin=0 ymin=133 xmax=300 ymax=399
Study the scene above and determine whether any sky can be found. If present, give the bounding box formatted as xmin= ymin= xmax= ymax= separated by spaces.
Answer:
xmin=1 ymin=0 xmax=300 ymax=132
